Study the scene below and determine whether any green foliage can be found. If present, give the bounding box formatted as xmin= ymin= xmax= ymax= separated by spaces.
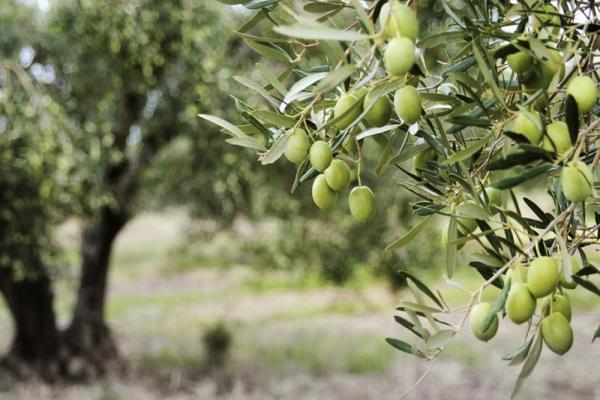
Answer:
xmin=0 ymin=22 xmax=70 ymax=276
xmin=42 ymin=0 xmax=257 ymax=221
xmin=207 ymin=0 xmax=600 ymax=394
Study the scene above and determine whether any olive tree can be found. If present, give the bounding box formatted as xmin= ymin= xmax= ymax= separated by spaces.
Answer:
xmin=1 ymin=0 xmax=282 ymax=378
xmin=0 ymin=0 xmax=73 ymax=376
xmin=39 ymin=0 xmax=254 ymax=373
xmin=203 ymin=0 xmax=600 ymax=395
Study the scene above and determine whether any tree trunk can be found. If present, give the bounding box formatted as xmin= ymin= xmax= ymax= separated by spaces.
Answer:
xmin=63 ymin=206 xmax=128 ymax=378
xmin=0 ymin=261 xmax=61 ymax=379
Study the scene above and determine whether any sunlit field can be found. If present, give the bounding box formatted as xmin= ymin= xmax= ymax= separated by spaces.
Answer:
xmin=1 ymin=210 xmax=597 ymax=399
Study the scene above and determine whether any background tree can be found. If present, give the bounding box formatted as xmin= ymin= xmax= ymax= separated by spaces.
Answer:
xmin=40 ymin=0 xmax=259 ymax=371
xmin=0 ymin=0 xmax=75 ymax=376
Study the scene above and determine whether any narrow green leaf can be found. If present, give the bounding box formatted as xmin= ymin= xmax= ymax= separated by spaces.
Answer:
xmin=502 ymin=336 xmax=533 ymax=365
xmin=446 ymin=217 xmax=458 ymax=278
xmin=511 ymin=332 xmax=543 ymax=399
xmin=314 ymin=64 xmax=357 ymax=93
xmin=443 ymin=134 xmax=491 ymax=164
xmin=397 ymin=301 xmax=442 ymax=314
xmin=356 ymin=124 xmax=400 ymax=141
xmin=491 ymin=164 xmax=554 ymax=190
xmin=472 ymin=43 xmax=505 ymax=107
xmin=571 ymin=276 xmax=600 ymax=296
xmin=260 ymin=135 xmax=288 ymax=165
xmin=199 ymin=114 xmax=245 ymax=137
xmin=274 ymin=24 xmax=368 ymax=41
xmin=234 ymin=76 xmax=279 ymax=109
xmin=394 ymin=315 xmax=423 ymax=339
xmin=283 ymin=72 xmax=328 ymax=105
xmin=456 ymin=201 xmax=489 ymax=220
xmin=389 ymin=142 xmax=430 ymax=165
xmin=565 ymin=94 xmax=579 ymax=144
xmin=385 ymin=338 xmax=426 ymax=358
xmin=349 ymin=0 xmax=374 ymax=34
xmin=488 ymin=151 xmax=549 ymax=170
xmin=226 ymin=136 xmax=266 ymax=151
xmin=386 ymin=216 xmax=433 ymax=250
xmin=304 ymin=2 xmax=343 ymax=13
xmin=253 ymin=110 xmax=296 ymax=128
xmin=257 ymin=63 xmax=287 ymax=96
xmin=243 ymin=39 xmax=291 ymax=63
xmin=400 ymin=270 xmax=444 ymax=308
xmin=426 ymin=329 xmax=456 ymax=350
xmin=245 ymin=0 xmax=280 ymax=9
xmin=418 ymin=31 xmax=464 ymax=49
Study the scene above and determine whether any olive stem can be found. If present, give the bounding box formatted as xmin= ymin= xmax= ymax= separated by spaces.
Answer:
xmin=398 ymin=359 xmax=439 ymax=400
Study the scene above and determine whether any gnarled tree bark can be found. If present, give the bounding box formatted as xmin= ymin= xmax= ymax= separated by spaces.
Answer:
xmin=62 ymin=205 xmax=129 ymax=378
xmin=0 ymin=258 xmax=61 ymax=379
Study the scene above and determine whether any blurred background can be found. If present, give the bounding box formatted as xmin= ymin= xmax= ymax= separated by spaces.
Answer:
xmin=0 ymin=0 xmax=598 ymax=399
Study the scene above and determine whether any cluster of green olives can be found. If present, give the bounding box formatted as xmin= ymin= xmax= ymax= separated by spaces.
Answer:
xmin=283 ymin=128 xmax=375 ymax=222
xmin=379 ymin=1 xmax=422 ymax=125
xmin=471 ymin=256 xmax=581 ymax=355
xmin=281 ymin=1 xmax=432 ymax=222
xmin=508 ymin=73 xmax=597 ymax=203
xmin=510 ymin=74 xmax=597 ymax=149
xmin=332 ymin=1 xmax=423 ymax=130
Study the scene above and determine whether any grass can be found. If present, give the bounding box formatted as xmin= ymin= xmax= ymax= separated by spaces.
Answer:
xmin=236 ymin=325 xmax=393 ymax=376
xmin=2 ymin=210 xmax=600 ymax=400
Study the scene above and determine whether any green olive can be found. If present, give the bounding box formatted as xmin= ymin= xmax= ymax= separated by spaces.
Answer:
xmin=485 ymin=187 xmax=502 ymax=214
xmin=481 ymin=285 xmax=501 ymax=303
xmin=364 ymin=92 xmax=392 ymax=127
xmin=507 ymin=263 xmax=527 ymax=284
xmin=507 ymin=51 xmax=533 ymax=74
xmin=342 ymin=134 xmax=358 ymax=155
xmin=334 ymin=93 xmax=363 ymax=130
xmin=521 ymin=49 xmax=564 ymax=90
xmin=312 ymin=174 xmax=336 ymax=210
xmin=394 ymin=85 xmax=421 ymax=124
xmin=541 ymin=49 xmax=564 ymax=83
xmin=470 ymin=302 xmax=498 ymax=342
xmin=542 ymin=121 xmax=571 ymax=155
xmin=527 ymin=256 xmax=559 ymax=298
xmin=560 ymin=160 xmax=593 ymax=202
xmin=384 ymin=37 xmax=415 ymax=77
xmin=379 ymin=1 xmax=419 ymax=41
xmin=542 ymin=292 xmax=571 ymax=321
xmin=512 ymin=110 xmax=543 ymax=144
xmin=309 ymin=140 xmax=332 ymax=172
xmin=413 ymin=146 xmax=437 ymax=173
xmin=541 ymin=312 xmax=573 ymax=355
xmin=506 ymin=282 xmax=536 ymax=324
xmin=566 ymin=76 xmax=598 ymax=114
xmin=349 ymin=186 xmax=376 ymax=222
xmin=560 ymin=256 xmax=581 ymax=289
xmin=284 ymin=128 xmax=310 ymax=164
xmin=324 ymin=159 xmax=351 ymax=191
xmin=455 ymin=200 xmax=478 ymax=235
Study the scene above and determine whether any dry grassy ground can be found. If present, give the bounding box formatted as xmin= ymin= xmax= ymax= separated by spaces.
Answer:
xmin=0 ymin=210 xmax=599 ymax=400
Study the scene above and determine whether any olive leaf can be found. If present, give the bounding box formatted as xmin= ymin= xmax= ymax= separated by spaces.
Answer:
xmin=386 ymin=216 xmax=433 ymax=250
xmin=511 ymin=332 xmax=543 ymax=399
xmin=385 ymin=338 xmax=426 ymax=358
xmin=274 ymin=24 xmax=369 ymax=42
